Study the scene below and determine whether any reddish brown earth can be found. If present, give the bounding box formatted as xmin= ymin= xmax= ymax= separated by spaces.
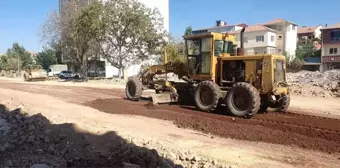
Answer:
xmin=86 ymin=98 xmax=340 ymax=154
xmin=0 ymin=80 xmax=339 ymax=155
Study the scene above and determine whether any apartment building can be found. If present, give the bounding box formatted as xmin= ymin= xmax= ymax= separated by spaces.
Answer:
xmin=262 ymin=18 xmax=298 ymax=61
xmin=297 ymin=25 xmax=322 ymax=50
xmin=59 ymin=0 xmax=169 ymax=78
xmin=234 ymin=24 xmax=277 ymax=55
xmin=321 ymin=23 xmax=340 ymax=70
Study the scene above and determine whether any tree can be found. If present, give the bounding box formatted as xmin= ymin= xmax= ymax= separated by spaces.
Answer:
xmin=0 ymin=54 xmax=9 ymax=70
xmin=39 ymin=0 xmax=102 ymax=75
xmin=35 ymin=49 xmax=57 ymax=70
xmin=63 ymin=1 xmax=103 ymax=75
xmin=6 ymin=43 xmax=34 ymax=70
xmin=184 ymin=26 xmax=193 ymax=35
xmin=98 ymin=0 xmax=167 ymax=78
xmin=39 ymin=10 xmax=63 ymax=64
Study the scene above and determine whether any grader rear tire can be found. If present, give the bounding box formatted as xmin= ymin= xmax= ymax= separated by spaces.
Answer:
xmin=225 ymin=82 xmax=260 ymax=118
xmin=125 ymin=77 xmax=143 ymax=101
xmin=194 ymin=81 xmax=222 ymax=112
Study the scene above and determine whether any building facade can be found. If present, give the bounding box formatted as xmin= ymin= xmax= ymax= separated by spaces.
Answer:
xmin=262 ymin=18 xmax=298 ymax=61
xmin=234 ymin=24 xmax=278 ymax=55
xmin=192 ymin=18 xmax=298 ymax=60
xmin=321 ymin=23 xmax=340 ymax=70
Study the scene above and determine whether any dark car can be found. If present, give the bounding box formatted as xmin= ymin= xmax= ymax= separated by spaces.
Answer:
xmin=58 ymin=70 xmax=75 ymax=79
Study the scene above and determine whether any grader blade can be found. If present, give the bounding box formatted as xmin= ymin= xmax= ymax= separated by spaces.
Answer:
xmin=151 ymin=92 xmax=175 ymax=105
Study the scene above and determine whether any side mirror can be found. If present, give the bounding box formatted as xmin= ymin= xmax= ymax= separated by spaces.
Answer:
xmin=48 ymin=69 xmax=52 ymax=72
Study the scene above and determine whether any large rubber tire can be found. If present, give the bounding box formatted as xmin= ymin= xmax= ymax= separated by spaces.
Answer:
xmin=225 ymin=82 xmax=261 ymax=118
xmin=277 ymin=95 xmax=290 ymax=112
xmin=125 ymin=77 xmax=143 ymax=101
xmin=194 ymin=81 xmax=222 ymax=112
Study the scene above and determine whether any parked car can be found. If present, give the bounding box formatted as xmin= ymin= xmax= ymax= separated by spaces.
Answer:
xmin=58 ymin=70 xmax=75 ymax=79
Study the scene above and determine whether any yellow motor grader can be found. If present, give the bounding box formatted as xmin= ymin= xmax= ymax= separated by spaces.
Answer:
xmin=125 ymin=27 xmax=290 ymax=118
xmin=23 ymin=65 xmax=48 ymax=82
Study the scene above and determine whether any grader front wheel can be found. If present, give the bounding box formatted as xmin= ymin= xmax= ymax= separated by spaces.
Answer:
xmin=125 ymin=77 xmax=143 ymax=101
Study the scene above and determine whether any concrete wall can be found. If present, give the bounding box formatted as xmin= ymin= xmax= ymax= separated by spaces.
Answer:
xmin=322 ymin=44 xmax=340 ymax=56
xmin=284 ymin=24 xmax=298 ymax=60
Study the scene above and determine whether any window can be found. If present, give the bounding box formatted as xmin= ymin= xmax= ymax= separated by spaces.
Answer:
xmin=256 ymin=35 xmax=264 ymax=42
xmin=271 ymin=35 xmax=275 ymax=42
xmin=330 ymin=30 xmax=340 ymax=41
xmin=292 ymin=25 xmax=297 ymax=30
xmin=201 ymin=38 xmax=212 ymax=74
xmin=330 ymin=48 xmax=338 ymax=54
xmin=187 ymin=39 xmax=200 ymax=55
xmin=214 ymin=40 xmax=234 ymax=56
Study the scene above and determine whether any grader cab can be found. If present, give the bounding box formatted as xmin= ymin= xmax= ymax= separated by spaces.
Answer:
xmin=125 ymin=27 xmax=290 ymax=118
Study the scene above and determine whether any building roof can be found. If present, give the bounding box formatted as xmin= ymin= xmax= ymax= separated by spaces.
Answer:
xmin=234 ymin=24 xmax=276 ymax=33
xmin=194 ymin=23 xmax=247 ymax=31
xmin=297 ymin=26 xmax=319 ymax=34
xmin=262 ymin=18 xmax=298 ymax=26
xmin=321 ymin=23 xmax=340 ymax=30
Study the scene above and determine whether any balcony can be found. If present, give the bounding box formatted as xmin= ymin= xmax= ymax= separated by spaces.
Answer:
xmin=330 ymin=37 xmax=340 ymax=42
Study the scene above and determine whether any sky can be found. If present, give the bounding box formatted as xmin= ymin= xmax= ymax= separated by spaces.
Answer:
xmin=0 ymin=0 xmax=339 ymax=54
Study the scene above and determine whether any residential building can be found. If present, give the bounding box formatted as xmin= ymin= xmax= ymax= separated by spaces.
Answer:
xmin=59 ymin=0 xmax=169 ymax=78
xmin=297 ymin=25 xmax=322 ymax=50
xmin=234 ymin=24 xmax=278 ymax=55
xmin=193 ymin=18 xmax=298 ymax=60
xmin=261 ymin=18 xmax=298 ymax=61
xmin=192 ymin=20 xmax=246 ymax=34
xmin=321 ymin=23 xmax=340 ymax=70
xmin=297 ymin=25 xmax=322 ymax=41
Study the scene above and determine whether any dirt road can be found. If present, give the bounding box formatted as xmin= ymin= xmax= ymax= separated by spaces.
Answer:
xmin=0 ymin=79 xmax=339 ymax=168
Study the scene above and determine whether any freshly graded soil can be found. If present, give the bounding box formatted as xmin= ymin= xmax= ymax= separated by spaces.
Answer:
xmin=86 ymin=98 xmax=340 ymax=154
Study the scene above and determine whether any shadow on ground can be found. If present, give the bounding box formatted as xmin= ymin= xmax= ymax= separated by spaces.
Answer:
xmin=0 ymin=104 xmax=181 ymax=168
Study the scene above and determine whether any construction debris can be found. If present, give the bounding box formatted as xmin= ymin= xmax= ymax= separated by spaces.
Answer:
xmin=287 ymin=70 xmax=340 ymax=98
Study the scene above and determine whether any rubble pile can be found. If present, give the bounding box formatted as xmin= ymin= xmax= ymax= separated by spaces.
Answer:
xmin=0 ymin=106 xmax=224 ymax=168
xmin=287 ymin=70 xmax=340 ymax=98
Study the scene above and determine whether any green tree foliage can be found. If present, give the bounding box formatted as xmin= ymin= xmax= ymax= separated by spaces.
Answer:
xmin=97 ymin=0 xmax=167 ymax=78
xmin=295 ymin=42 xmax=321 ymax=60
xmin=6 ymin=43 xmax=34 ymax=70
xmin=40 ymin=1 xmax=102 ymax=75
xmin=163 ymin=35 xmax=186 ymax=63
xmin=184 ymin=26 xmax=193 ymax=35
xmin=35 ymin=49 xmax=57 ymax=70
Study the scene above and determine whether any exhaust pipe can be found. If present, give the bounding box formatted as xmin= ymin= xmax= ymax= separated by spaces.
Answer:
xmin=237 ymin=27 xmax=246 ymax=56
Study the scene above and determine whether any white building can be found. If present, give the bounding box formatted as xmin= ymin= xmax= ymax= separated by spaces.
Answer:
xmin=261 ymin=18 xmax=298 ymax=61
xmin=234 ymin=24 xmax=278 ymax=55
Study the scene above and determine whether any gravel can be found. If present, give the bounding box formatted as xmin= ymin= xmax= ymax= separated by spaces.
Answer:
xmin=0 ymin=104 xmax=227 ymax=168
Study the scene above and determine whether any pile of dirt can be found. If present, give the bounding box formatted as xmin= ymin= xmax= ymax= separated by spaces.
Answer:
xmin=287 ymin=70 xmax=340 ymax=98
xmin=0 ymin=105 xmax=222 ymax=168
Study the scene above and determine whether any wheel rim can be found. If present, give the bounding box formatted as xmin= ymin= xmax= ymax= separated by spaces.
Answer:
xmin=127 ymin=81 xmax=136 ymax=97
xmin=231 ymin=89 xmax=250 ymax=111
xmin=199 ymin=86 xmax=214 ymax=106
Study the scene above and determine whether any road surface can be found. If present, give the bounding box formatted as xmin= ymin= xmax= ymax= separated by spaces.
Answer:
xmin=0 ymin=79 xmax=339 ymax=168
